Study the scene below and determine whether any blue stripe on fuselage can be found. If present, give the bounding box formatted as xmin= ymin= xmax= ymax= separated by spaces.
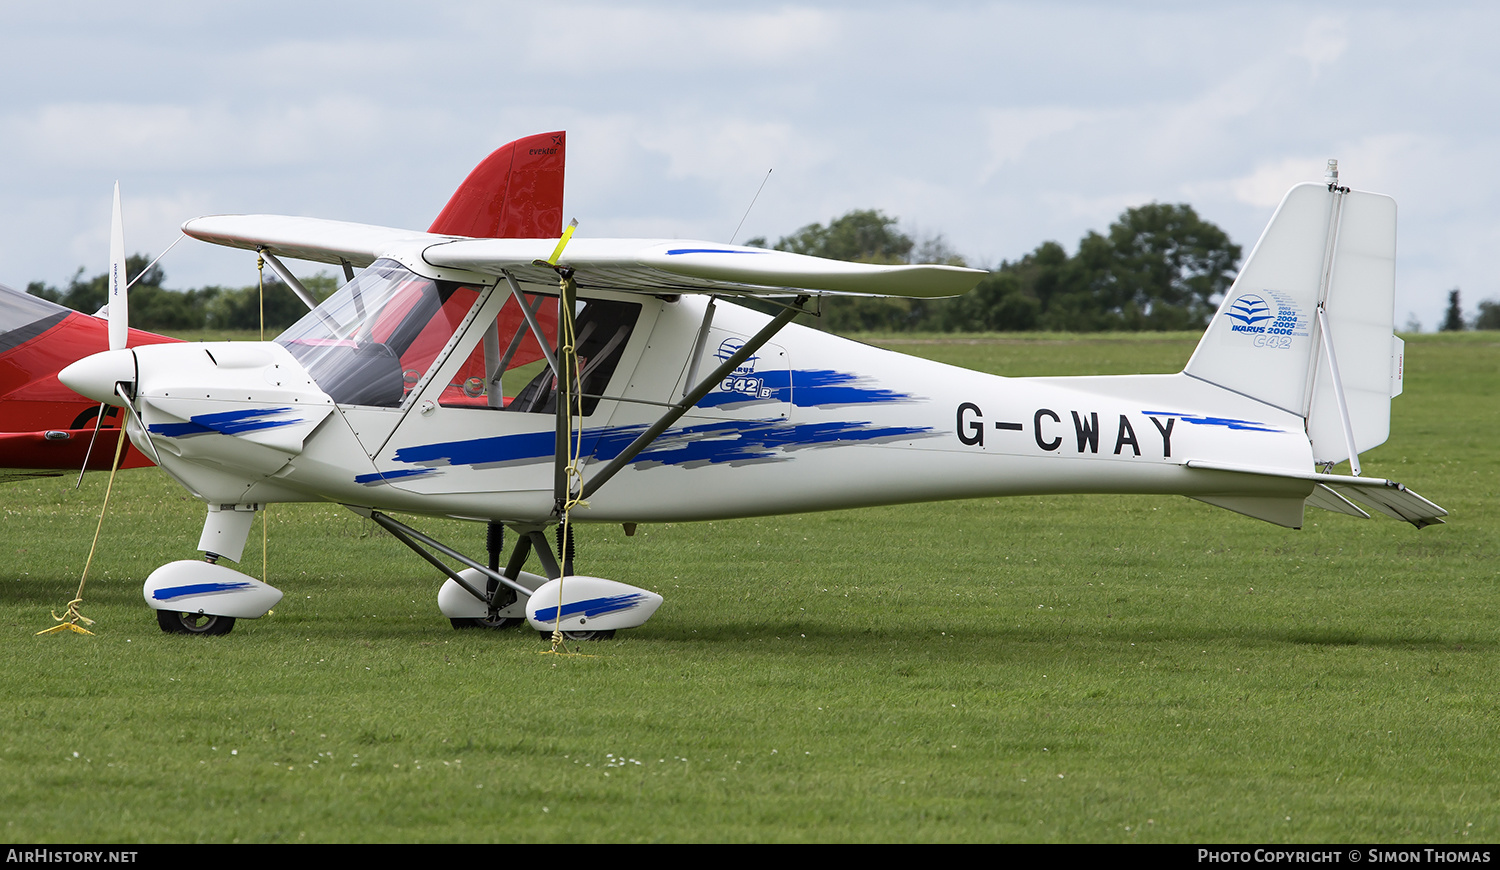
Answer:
xmin=696 ymin=369 xmax=915 ymax=409
xmin=391 ymin=419 xmax=936 ymax=470
xmin=149 ymin=407 xmax=302 ymax=438
xmin=1141 ymin=411 xmax=1281 ymax=433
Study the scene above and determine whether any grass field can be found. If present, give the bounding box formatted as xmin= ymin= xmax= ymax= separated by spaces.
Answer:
xmin=1 ymin=332 xmax=1495 ymax=843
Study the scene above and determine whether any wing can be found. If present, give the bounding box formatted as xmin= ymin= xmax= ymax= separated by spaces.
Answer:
xmin=182 ymin=216 xmax=987 ymax=298
xmin=181 ymin=215 xmax=443 ymax=268
xmin=425 ymin=238 xmax=985 ymax=298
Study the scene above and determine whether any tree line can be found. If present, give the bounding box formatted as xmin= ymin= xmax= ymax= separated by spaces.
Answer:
xmin=747 ymin=203 xmax=1241 ymax=333
xmin=25 ymin=256 xmax=336 ymax=333
xmin=24 ymin=206 xmax=1496 ymax=334
xmin=1439 ymin=289 xmax=1500 ymax=331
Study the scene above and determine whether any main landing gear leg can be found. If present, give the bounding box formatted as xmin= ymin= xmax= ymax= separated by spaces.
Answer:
xmin=454 ymin=522 xmax=523 ymax=630
xmin=354 ymin=508 xmax=547 ymax=631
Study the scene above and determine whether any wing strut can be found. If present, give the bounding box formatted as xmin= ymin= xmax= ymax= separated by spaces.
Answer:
xmin=257 ymin=248 xmax=321 ymax=313
xmin=579 ymin=295 xmax=810 ymax=501
xmin=682 ymin=296 xmax=718 ymax=398
xmin=502 ymin=270 xmax=562 ymax=379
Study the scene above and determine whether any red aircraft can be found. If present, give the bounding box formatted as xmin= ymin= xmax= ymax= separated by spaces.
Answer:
xmin=0 ymin=131 xmax=566 ymax=481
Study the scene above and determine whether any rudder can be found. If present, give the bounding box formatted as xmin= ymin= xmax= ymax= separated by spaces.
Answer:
xmin=427 ymin=131 xmax=566 ymax=239
xmin=1184 ymin=177 xmax=1402 ymax=469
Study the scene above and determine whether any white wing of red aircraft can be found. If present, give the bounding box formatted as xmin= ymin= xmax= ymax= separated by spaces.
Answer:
xmin=59 ymin=141 xmax=1444 ymax=639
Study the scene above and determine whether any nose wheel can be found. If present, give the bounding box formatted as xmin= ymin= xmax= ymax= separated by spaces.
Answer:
xmin=157 ymin=610 xmax=236 ymax=636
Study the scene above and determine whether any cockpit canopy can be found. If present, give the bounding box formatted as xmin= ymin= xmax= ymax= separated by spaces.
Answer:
xmin=277 ymin=259 xmax=639 ymax=413
xmin=0 ymin=283 xmax=70 ymax=357
xmin=276 ymin=259 xmax=483 ymax=407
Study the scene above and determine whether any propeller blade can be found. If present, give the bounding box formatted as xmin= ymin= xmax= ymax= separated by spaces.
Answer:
xmin=108 ymin=182 xmax=127 ymax=351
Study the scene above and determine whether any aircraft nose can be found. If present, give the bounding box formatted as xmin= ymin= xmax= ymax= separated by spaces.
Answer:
xmin=59 ymin=349 xmax=136 ymax=406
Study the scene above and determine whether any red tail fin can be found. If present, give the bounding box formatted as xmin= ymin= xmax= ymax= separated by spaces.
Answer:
xmin=427 ymin=132 xmax=566 ymax=239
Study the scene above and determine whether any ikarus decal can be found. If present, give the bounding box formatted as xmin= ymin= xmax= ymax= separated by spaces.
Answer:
xmin=1223 ymin=289 xmax=1310 ymax=350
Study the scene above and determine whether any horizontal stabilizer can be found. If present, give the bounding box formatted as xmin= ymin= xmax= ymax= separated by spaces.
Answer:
xmin=1305 ymin=483 xmax=1371 ymax=519
xmin=1190 ymin=494 xmax=1308 ymax=529
xmin=1185 ymin=459 xmax=1446 ymax=529
xmin=1321 ymin=479 xmax=1446 ymax=528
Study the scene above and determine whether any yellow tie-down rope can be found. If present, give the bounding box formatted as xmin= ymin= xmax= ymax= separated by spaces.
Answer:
xmin=539 ymin=221 xmax=595 ymax=657
xmin=544 ymin=272 xmax=593 ymax=657
xmin=38 ymin=417 xmax=129 ymax=636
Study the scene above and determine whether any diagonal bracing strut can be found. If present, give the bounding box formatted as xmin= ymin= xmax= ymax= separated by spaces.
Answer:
xmin=355 ymin=508 xmax=539 ymax=604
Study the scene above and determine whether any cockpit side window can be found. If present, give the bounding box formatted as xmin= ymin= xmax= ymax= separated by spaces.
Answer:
xmin=438 ymin=292 xmax=639 ymax=417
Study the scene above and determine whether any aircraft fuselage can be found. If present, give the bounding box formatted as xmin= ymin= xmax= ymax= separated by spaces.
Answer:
xmin=106 ymin=283 xmax=1317 ymax=527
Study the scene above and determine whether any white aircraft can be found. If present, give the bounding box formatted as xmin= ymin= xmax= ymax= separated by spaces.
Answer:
xmin=59 ymin=140 xmax=1444 ymax=638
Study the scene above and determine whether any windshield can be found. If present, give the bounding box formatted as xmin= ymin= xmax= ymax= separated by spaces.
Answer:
xmin=0 ymin=283 xmax=70 ymax=356
xmin=276 ymin=259 xmax=484 ymax=407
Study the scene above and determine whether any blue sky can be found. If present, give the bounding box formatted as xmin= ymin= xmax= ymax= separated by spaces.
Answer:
xmin=2 ymin=2 xmax=1495 ymax=329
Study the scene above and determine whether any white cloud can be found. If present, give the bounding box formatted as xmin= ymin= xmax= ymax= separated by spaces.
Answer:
xmin=4 ymin=97 xmax=389 ymax=173
xmin=1293 ymin=14 xmax=1349 ymax=78
xmin=980 ymin=107 xmax=1099 ymax=183
xmin=1231 ymin=156 xmax=1327 ymax=208
xmin=468 ymin=5 xmax=837 ymax=73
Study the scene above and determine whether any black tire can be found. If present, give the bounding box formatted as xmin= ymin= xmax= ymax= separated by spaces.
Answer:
xmin=450 ymin=615 xmax=522 ymax=630
xmin=157 ymin=609 xmax=235 ymax=636
xmin=538 ymin=629 xmax=615 ymax=641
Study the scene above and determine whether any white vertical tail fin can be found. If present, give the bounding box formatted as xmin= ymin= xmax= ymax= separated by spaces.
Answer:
xmin=1184 ymin=180 xmax=1400 ymax=468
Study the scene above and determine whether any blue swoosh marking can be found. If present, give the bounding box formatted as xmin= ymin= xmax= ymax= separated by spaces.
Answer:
xmin=697 ymin=369 xmax=915 ymax=409
xmin=152 ymin=581 xmax=256 ymax=601
xmin=149 ymin=407 xmax=303 ymax=438
xmin=391 ymin=419 xmax=936 ymax=470
xmin=531 ymin=593 xmax=647 ymax=624
xmin=355 ymin=468 xmax=439 ymax=485
xmin=664 ymin=248 xmax=766 ymax=256
xmin=1142 ymin=411 xmax=1281 ymax=433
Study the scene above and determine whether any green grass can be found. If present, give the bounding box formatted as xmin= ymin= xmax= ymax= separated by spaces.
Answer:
xmin=1 ymin=332 xmax=1496 ymax=843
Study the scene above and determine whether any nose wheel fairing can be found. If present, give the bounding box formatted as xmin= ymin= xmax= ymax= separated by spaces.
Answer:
xmin=143 ymin=559 xmax=283 ymax=628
